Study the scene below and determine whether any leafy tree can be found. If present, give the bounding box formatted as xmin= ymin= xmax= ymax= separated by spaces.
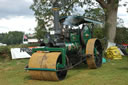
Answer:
xmin=0 ymin=33 xmax=7 ymax=42
xmin=30 ymin=0 xmax=127 ymax=43
xmin=30 ymin=0 xmax=54 ymax=40
xmin=0 ymin=31 xmax=24 ymax=45
xmin=34 ymin=18 xmax=47 ymax=41
xmin=84 ymin=8 xmax=105 ymax=21
xmin=117 ymin=18 xmax=124 ymax=27
xmin=115 ymin=27 xmax=128 ymax=44
xmin=93 ymin=27 xmax=104 ymax=39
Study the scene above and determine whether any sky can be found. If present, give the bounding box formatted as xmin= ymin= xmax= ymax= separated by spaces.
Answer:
xmin=0 ymin=0 xmax=128 ymax=34
xmin=0 ymin=0 xmax=36 ymax=33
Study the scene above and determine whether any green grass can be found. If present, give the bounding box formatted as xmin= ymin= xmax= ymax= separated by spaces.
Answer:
xmin=0 ymin=57 xmax=128 ymax=85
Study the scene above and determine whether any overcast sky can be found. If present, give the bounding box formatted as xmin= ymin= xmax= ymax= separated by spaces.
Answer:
xmin=0 ymin=0 xmax=128 ymax=34
xmin=0 ymin=0 xmax=36 ymax=33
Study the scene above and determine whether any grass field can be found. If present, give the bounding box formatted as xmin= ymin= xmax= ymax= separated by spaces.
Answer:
xmin=0 ymin=56 xmax=128 ymax=85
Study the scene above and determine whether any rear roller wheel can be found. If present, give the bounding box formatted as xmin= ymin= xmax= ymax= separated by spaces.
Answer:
xmin=28 ymin=52 xmax=67 ymax=81
xmin=86 ymin=38 xmax=102 ymax=69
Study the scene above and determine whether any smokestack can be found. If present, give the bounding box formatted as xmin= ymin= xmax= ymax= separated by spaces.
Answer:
xmin=52 ymin=1 xmax=61 ymax=34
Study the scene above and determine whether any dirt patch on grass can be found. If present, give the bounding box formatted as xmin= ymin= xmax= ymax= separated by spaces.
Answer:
xmin=16 ymin=62 xmax=25 ymax=65
xmin=3 ymin=67 xmax=13 ymax=71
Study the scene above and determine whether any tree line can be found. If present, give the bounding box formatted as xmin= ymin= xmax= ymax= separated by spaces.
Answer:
xmin=0 ymin=31 xmax=24 ymax=45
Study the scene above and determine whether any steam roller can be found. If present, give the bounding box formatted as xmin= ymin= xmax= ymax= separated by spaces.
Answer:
xmin=25 ymin=16 xmax=103 ymax=80
xmin=25 ymin=1 xmax=103 ymax=81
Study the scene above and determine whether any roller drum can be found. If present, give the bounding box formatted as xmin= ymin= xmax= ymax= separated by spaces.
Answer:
xmin=28 ymin=52 xmax=67 ymax=81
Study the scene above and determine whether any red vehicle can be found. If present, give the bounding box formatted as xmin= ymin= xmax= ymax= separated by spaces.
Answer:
xmin=122 ymin=44 xmax=128 ymax=48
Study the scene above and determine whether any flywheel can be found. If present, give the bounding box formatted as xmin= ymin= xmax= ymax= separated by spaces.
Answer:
xmin=86 ymin=38 xmax=102 ymax=69
xmin=28 ymin=52 xmax=67 ymax=81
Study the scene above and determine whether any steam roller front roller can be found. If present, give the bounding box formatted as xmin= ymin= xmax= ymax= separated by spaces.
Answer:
xmin=86 ymin=38 xmax=102 ymax=69
xmin=28 ymin=52 xmax=67 ymax=81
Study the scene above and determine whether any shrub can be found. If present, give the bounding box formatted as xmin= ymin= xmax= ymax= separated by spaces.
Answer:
xmin=0 ymin=46 xmax=11 ymax=61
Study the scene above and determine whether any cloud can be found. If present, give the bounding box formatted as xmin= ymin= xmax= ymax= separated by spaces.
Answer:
xmin=0 ymin=0 xmax=37 ymax=33
xmin=118 ymin=1 xmax=128 ymax=27
xmin=0 ymin=0 xmax=34 ymax=19
xmin=0 ymin=16 xmax=37 ymax=33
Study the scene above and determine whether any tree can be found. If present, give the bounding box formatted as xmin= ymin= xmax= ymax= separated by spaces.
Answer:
xmin=30 ymin=0 xmax=53 ymax=40
xmin=117 ymin=18 xmax=124 ymax=27
xmin=84 ymin=8 xmax=105 ymax=21
xmin=96 ymin=0 xmax=119 ymax=43
xmin=0 ymin=31 xmax=24 ymax=45
xmin=115 ymin=27 xmax=128 ymax=44
xmin=31 ymin=0 xmax=127 ymax=43
xmin=34 ymin=18 xmax=47 ymax=41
